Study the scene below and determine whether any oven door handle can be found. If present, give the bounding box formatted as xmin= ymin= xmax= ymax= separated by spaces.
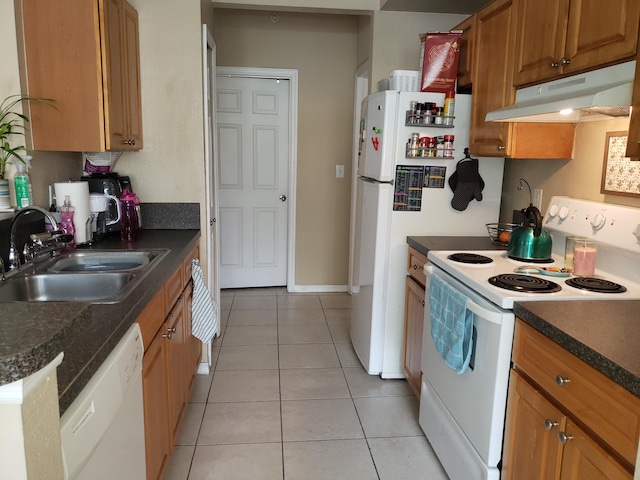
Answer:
xmin=465 ymin=300 xmax=504 ymax=325
xmin=425 ymin=264 xmax=505 ymax=326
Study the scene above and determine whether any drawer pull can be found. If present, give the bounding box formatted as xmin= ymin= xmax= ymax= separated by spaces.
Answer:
xmin=555 ymin=375 xmax=570 ymax=387
xmin=421 ymin=300 xmax=425 ymax=306
xmin=544 ymin=419 xmax=558 ymax=430
xmin=413 ymin=264 xmax=419 ymax=270
xmin=162 ymin=332 xmax=172 ymax=339
xmin=558 ymin=431 xmax=573 ymax=444
xmin=168 ymin=327 xmax=177 ymax=334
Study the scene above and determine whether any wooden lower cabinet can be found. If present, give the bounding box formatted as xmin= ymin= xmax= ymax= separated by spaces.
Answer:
xmin=141 ymin=242 xmax=202 ymax=480
xmin=142 ymin=328 xmax=171 ymax=480
xmin=166 ymin=293 xmax=187 ymax=444
xmin=403 ymin=246 xmax=428 ymax=398
xmin=403 ymin=276 xmax=425 ymax=397
xmin=503 ymin=321 xmax=637 ymax=480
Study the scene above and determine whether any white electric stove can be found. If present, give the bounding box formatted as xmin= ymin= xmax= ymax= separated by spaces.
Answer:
xmin=419 ymin=196 xmax=640 ymax=480
xmin=429 ymin=196 xmax=640 ymax=308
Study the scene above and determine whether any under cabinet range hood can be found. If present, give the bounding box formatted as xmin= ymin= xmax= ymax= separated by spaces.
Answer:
xmin=486 ymin=61 xmax=635 ymax=123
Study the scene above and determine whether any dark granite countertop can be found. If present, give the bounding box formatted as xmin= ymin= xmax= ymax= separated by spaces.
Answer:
xmin=408 ymin=236 xmax=640 ymax=398
xmin=514 ymin=301 xmax=640 ymax=398
xmin=0 ymin=229 xmax=200 ymax=414
xmin=407 ymin=236 xmax=506 ymax=257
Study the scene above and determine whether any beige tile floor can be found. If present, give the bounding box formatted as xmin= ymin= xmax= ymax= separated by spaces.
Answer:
xmin=164 ymin=288 xmax=449 ymax=480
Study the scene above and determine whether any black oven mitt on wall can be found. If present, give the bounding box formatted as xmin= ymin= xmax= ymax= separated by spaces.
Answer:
xmin=448 ymin=156 xmax=485 ymax=211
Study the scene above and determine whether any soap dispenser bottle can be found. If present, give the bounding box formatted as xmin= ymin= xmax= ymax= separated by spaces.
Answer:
xmin=14 ymin=155 xmax=33 ymax=209
xmin=60 ymin=195 xmax=76 ymax=247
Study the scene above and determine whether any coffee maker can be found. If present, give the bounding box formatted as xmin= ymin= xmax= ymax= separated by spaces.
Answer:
xmin=81 ymin=173 xmax=133 ymax=235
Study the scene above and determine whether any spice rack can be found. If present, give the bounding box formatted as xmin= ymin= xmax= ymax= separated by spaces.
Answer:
xmin=406 ymin=145 xmax=454 ymax=159
xmin=405 ymin=112 xmax=455 ymax=127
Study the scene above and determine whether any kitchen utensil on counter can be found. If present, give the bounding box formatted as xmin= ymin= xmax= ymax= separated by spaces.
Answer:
xmin=486 ymin=222 xmax=521 ymax=246
xmin=573 ymin=239 xmax=598 ymax=276
xmin=513 ymin=265 xmax=571 ymax=277
xmin=81 ymin=173 xmax=132 ymax=234
xmin=507 ymin=205 xmax=553 ymax=261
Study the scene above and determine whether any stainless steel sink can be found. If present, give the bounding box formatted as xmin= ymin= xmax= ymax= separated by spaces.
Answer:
xmin=0 ymin=273 xmax=135 ymax=302
xmin=44 ymin=249 xmax=167 ymax=273
xmin=0 ymin=248 xmax=169 ymax=303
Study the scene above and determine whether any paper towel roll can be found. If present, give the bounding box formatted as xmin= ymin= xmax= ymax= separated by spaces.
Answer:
xmin=54 ymin=182 xmax=91 ymax=243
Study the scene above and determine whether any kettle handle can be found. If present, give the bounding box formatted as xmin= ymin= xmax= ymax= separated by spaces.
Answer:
xmin=525 ymin=206 xmax=543 ymax=237
xmin=105 ymin=193 xmax=122 ymax=226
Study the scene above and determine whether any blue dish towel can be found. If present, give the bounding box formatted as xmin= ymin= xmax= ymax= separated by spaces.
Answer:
xmin=191 ymin=259 xmax=219 ymax=343
xmin=429 ymin=274 xmax=473 ymax=374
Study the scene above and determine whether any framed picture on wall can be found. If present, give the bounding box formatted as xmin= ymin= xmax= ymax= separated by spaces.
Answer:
xmin=600 ymin=131 xmax=640 ymax=197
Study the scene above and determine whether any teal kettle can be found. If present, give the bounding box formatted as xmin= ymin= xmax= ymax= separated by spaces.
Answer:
xmin=507 ymin=205 xmax=553 ymax=261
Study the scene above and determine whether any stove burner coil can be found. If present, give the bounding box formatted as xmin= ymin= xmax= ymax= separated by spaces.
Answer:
xmin=565 ymin=277 xmax=627 ymax=293
xmin=447 ymin=253 xmax=493 ymax=264
xmin=489 ymin=274 xmax=561 ymax=293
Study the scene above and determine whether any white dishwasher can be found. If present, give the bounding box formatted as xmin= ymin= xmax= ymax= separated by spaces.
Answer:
xmin=60 ymin=323 xmax=146 ymax=479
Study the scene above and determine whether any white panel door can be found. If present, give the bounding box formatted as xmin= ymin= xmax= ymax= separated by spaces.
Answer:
xmin=217 ymin=76 xmax=289 ymax=288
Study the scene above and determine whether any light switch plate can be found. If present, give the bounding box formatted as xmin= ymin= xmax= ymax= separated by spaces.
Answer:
xmin=533 ymin=189 xmax=543 ymax=210
xmin=336 ymin=165 xmax=344 ymax=178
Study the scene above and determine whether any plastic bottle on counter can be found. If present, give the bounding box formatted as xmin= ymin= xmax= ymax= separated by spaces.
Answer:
xmin=60 ymin=195 xmax=76 ymax=247
xmin=14 ymin=155 xmax=33 ymax=209
xmin=120 ymin=189 xmax=140 ymax=242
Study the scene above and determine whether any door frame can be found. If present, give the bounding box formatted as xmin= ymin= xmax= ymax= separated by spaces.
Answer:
xmin=215 ymin=66 xmax=298 ymax=292
xmin=202 ymin=24 xmax=219 ymax=372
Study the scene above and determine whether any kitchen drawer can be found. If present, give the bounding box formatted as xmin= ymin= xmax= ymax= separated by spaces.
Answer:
xmin=407 ymin=247 xmax=428 ymax=286
xmin=183 ymin=244 xmax=199 ymax=284
xmin=138 ymin=287 xmax=165 ymax=351
xmin=512 ymin=321 xmax=640 ymax=466
xmin=164 ymin=264 xmax=184 ymax=314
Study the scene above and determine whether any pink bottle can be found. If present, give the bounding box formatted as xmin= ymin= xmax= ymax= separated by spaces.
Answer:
xmin=120 ymin=189 xmax=140 ymax=242
xmin=60 ymin=195 xmax=76 ymax=247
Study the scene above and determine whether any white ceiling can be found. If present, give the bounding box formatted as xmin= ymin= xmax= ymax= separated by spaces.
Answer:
xmin=380 ymin=0 xmax=491 ymax=14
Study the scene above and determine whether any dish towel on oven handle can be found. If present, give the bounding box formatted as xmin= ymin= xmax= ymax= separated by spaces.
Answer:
xmin=429 ymin=274 xmax=473 ymax=374
xmin=191 ymin=259 xmax=219 ymax=343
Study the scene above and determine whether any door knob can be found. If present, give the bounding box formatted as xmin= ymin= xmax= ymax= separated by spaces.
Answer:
xmin=279 ymin=195 xmax=287 ymax=202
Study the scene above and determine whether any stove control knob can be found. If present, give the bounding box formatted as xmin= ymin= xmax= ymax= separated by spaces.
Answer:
xmin=548 ymin=204 xmax=559 ymax=217
xmin=590 ymin=212 xmax=606 ymax=230
xmin=558 ymin=206 xmax=569 ymax=220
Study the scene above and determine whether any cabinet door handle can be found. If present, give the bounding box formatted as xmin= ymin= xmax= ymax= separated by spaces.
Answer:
xmin=555 ymin=375 xmax=570 ymax=387
xmin=163 ymin=332 xmax=173 ymax=339
xmin=497 ymin=145 xmax=506 ymax=151
xmin=550 ymin=61 xmax=559 ymax=68
xmin=560 ymin=58 xmax=570 ymax=65
xmin=544 ymin=419 xmax=558 ymax=430
xmin=558 ymin=431 xmax=573 ymax=444
xmin=413 ymin=264 xmax=419 ymax=270
xmin=168 ymin=327 xmax=177 ymax=333
xmin=421 ymin=300 xmax=425 ymax=306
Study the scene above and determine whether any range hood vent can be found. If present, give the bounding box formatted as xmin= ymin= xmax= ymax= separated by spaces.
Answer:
xmin=486 ymin=61 xmax=635 ymax=123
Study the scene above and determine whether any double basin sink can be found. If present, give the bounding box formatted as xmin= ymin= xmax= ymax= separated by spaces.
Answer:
xmin=0 ymin=249 xmax=169 ymax=303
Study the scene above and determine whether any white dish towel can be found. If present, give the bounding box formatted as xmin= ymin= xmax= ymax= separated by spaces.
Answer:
xmin=191 ymin=259 xmax=219 ymax=343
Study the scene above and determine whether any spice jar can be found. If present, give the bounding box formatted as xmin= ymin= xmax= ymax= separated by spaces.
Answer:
xmin=434 ymin=107 xmax=444 ymax=125
xmin=435 ymin=136 xmax=445 ymax=156
xmin=422 ymin=102 xmax=435 ymax=124
xmin=408 ymin=132 xmax=420 ymax=157
xmin=444 ymin=134 xmax=454 ymax=157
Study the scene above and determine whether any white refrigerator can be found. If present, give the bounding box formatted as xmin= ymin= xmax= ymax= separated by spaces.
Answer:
xmin=350 ymin=90 xmax=504 ymax=378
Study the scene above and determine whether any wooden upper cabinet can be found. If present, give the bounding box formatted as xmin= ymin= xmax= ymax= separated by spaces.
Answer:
xmin=513 ymin=0 xmax=640 ymax=86
xmin=452 ymin=15 xmax=475 ymax=92
xmin=18 ymin=0 xmax=143 ymax=152
xmin=469 ymin=0 xmax=516 ymax=157
xmin=626 ymin=58 xmax=640 ymax=159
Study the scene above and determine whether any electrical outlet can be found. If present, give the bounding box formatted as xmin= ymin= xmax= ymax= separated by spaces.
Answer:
xmin=336 ymin=165 xmax=345 ymax=178
xmin=533 ymin=189 xmax=543 ymax=210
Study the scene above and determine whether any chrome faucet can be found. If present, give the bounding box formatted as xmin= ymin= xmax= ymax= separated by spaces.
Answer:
xmin=8 ymin=206 xmax=62 ymax=271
